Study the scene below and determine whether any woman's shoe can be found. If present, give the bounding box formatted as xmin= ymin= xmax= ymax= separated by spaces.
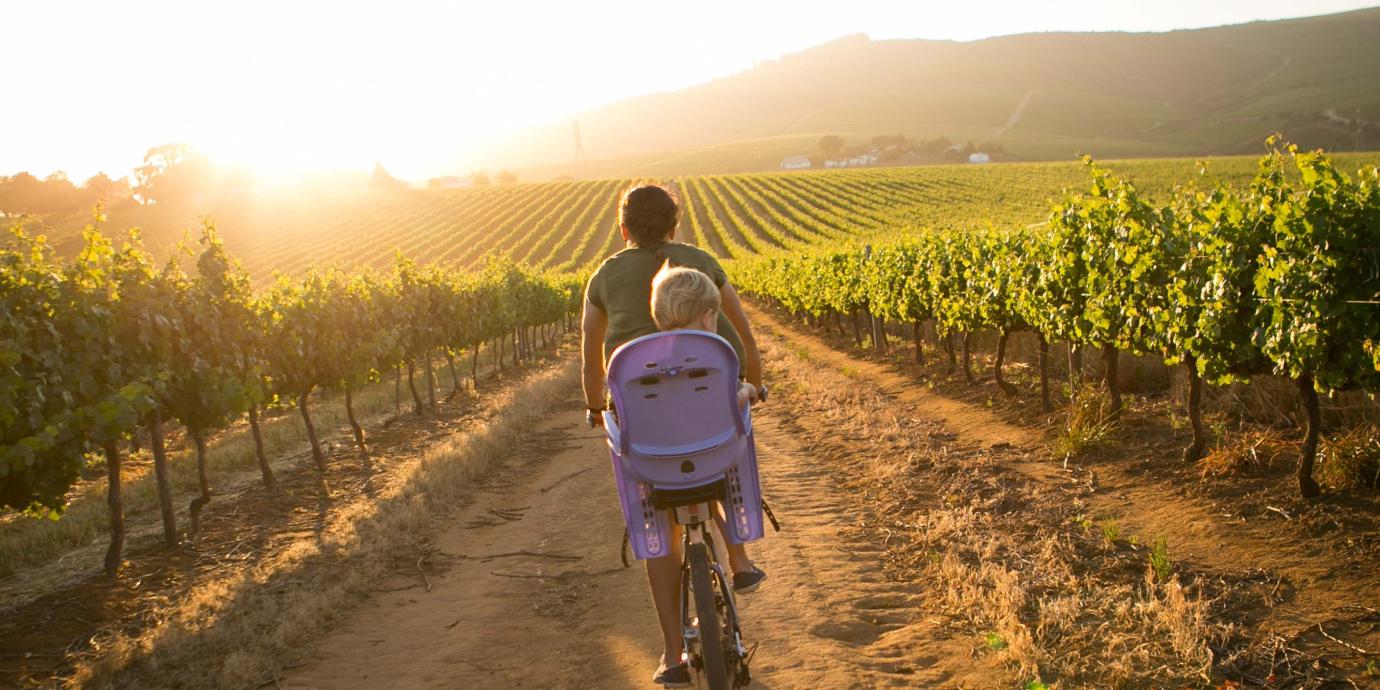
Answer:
xmin=653 ymin=657 xmax=692 ymax=688
xmin=733 ymin=565 xmax=767 ymax=594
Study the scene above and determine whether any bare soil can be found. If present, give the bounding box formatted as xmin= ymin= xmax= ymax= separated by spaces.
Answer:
xmin=283 ymin=303 xmax=1378 ymax=688
xmin=283 ymin=374 xmax=974 ymax=689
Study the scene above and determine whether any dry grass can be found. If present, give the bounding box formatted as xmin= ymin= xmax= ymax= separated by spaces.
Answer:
xmin=64 ymin=359 xmax=579 ymax=689
xmin=1197 ymin=429 xmax=1290 ymax=480
xmin=1317 ymin=423 xmax=1380 ymax=491
xmin=1050 ymin=385 xmax=1117 ymax=459
xmin=759 ymin=335 xmax=1231 ymax=688
xmin=904 ymin=478 xmax=1217 ymax=687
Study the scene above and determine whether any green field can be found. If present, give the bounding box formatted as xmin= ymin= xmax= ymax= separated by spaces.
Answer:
xmin=37 ymin=151 xmax=1379 ymax=285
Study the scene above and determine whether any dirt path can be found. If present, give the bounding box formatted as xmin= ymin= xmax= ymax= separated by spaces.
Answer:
xmin=280 ymin=305 xmax=1378 ymax=688
xmin=991 ymin=91 xmax=1035 ymax=140
xmin=285 ymin=395 xmax=960 ymax=688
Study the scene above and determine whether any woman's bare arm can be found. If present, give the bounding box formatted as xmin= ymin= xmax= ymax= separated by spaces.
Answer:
xmin=581 ymin=298 xmax=610 ymax=410
xmin=718 ymin=282 xmax=763 ymax=390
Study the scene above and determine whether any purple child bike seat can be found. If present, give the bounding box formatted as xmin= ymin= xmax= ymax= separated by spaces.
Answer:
xmin=602 ymin=331 xmax=765 ymax=560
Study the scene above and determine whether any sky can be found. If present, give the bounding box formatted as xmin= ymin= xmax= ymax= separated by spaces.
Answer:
xmin=4 ymin=0 xmax=1376 ymax=183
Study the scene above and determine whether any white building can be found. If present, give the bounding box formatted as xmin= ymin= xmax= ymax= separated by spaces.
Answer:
xmin=968 ymin=152 xmax=991 ymax=164
xmin=780 ymin=155 xmax=812 ymax=170
xmin=821 ymin=151 xmax=880 ymax=169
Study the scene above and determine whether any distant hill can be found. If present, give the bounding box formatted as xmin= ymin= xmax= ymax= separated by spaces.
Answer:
xmin=480 ymin=7 xmax=1380 ymax=178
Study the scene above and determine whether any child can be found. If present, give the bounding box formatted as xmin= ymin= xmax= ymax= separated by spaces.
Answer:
xmin=645 ymin=263 xmax=766 ymax=686
xmin=645 ymin=260 xmax=767 ymax=681
xmin=651 ymin=263 xmax=761 ymax=409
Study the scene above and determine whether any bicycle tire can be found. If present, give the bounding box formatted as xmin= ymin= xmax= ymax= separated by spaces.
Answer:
xmin=688 ymin=542 xmax=729 ymax=690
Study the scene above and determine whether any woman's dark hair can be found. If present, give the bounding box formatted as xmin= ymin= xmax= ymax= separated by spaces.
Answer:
xmin=619 ymin=184 xmax=679 ymax=249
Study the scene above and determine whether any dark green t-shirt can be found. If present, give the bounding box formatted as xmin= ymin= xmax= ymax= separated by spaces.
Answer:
xmin=586 ymin=243 xmax=746 ymax=365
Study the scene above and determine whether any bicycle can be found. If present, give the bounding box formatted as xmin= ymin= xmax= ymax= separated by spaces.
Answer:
xmin=659 ymin=482 xmax=751 ymax=688
xmin=597 ymin=330 xmax=770 ymax=689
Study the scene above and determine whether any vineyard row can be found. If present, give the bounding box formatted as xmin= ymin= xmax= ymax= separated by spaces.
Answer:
xmin=1 ymin=222 xmax=584 ymax=579
xmin=732 ymin=142 xmax=1380 ymax=498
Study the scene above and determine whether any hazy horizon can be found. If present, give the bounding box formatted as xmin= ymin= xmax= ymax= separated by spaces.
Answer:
xmin=5 ymin=0 xmax=1377 ymax=183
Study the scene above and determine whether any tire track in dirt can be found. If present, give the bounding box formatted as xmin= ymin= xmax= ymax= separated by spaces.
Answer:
xmin=284 ymin=380 xmax=954 ymax=688
xmin=743 ymin=303 xmax=1380 ymax=651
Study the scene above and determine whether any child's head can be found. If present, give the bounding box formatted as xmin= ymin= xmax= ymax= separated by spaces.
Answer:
xmin=651 ymin=263 xmax=720 ymax=332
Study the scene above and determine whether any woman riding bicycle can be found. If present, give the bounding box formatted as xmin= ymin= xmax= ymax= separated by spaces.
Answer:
xmin=580 ymin=184 xmax=767 ymax=687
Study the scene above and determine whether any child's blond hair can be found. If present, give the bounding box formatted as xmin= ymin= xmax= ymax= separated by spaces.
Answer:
xmin=651 ymin=263 xmax=720 ymax=330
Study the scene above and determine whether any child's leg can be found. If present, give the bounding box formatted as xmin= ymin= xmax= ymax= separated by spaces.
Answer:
xmin=724 ymin=541 xmax=755 ymax=575
xmin=713 ymin=502 xmax=756 ymax=574
xmin=646 ymin=517 xmax=685 ymax=664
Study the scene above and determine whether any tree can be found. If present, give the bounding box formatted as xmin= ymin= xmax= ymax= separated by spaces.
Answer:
xmin=916 ymin=136 xmax=952 ymax=156
xmin=1035 ymin=158 xmax=1168 ymax=416
xmin=1153 ymin=168 xmax=1272 ymax=463
xmin=861 ymin=241 xmax=932 ymax=363
xmin=392 ymin=258 xmax=438 ymax=413
xmin=0 ymin=173 xmax=39 ymax=215
xmin=369 ymin=162 xmax=409 ymax=193
xmin=238 ymin=301 xmax=276 ymax=491
xmin=470 ymin=170 xmax=491 ymax=187
xmin=106 ymin=229 xmax=184 ymax=546
xmin=496 ymin=170 xmax=518 ymax=185
xmin=817 ymin=135 xmax=844 ymax=160
xmin=83 ymin=173 xmax=131 ymax=206
xmin=1255 ymin=142 xmax=1380 ymax=497
xmin=924 ymin=232 xmax=983 ymax=380
xmin=1075 ymin=159 xmax=1169 ymax=417
xmin=0 ymin=227 xmax=97 ymax=515
xmin=0 ymin=221 xmax=159 ymax=576
xmin=327 ymin=272 xmax=391 ymax=451
xmin=872 ymin=134 xmax=915 ymax=162
xmin=974 ymin=229 xmax=1036 ymax=397
xmin=263 ymin=271 xmax=340 ymax=470
xmin=0 ymin=172 xmax=87 ymax=216
xmin=67 ymin=230 xmax=161 ymax=578
xmin=1001 ymin=229 xmax=1060 ymax=409
xmin=38 ymin=173 xmax=79 ymax=214
xmin=134 ymin=144 xmax=211 ymax=204
xmin=164 ymin=225 xmax=254 ymax=534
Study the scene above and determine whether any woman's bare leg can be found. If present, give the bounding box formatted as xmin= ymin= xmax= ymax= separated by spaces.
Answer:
xmin=646 ymin=519 xmax=685 ymax=664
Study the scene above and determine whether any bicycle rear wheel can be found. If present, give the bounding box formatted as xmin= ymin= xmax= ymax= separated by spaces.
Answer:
xmin=688 ymin=542 xmax=729 ymax=690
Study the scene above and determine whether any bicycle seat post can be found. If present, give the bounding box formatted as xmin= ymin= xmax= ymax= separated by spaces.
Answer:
xmin=674 ymin=501 xmax=712 ymax=534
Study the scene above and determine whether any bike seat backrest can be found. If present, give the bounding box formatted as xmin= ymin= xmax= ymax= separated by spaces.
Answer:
xmin=607 ymin=331 xmax=745 ymax=459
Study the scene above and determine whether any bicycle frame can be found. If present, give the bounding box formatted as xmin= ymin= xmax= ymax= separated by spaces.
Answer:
xmin=674 ymin=501 xmax=750 ymax=687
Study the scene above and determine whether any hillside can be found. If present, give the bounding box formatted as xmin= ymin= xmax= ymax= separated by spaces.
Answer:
xmin=482 ymin=8 xmax=1380 ymax=177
